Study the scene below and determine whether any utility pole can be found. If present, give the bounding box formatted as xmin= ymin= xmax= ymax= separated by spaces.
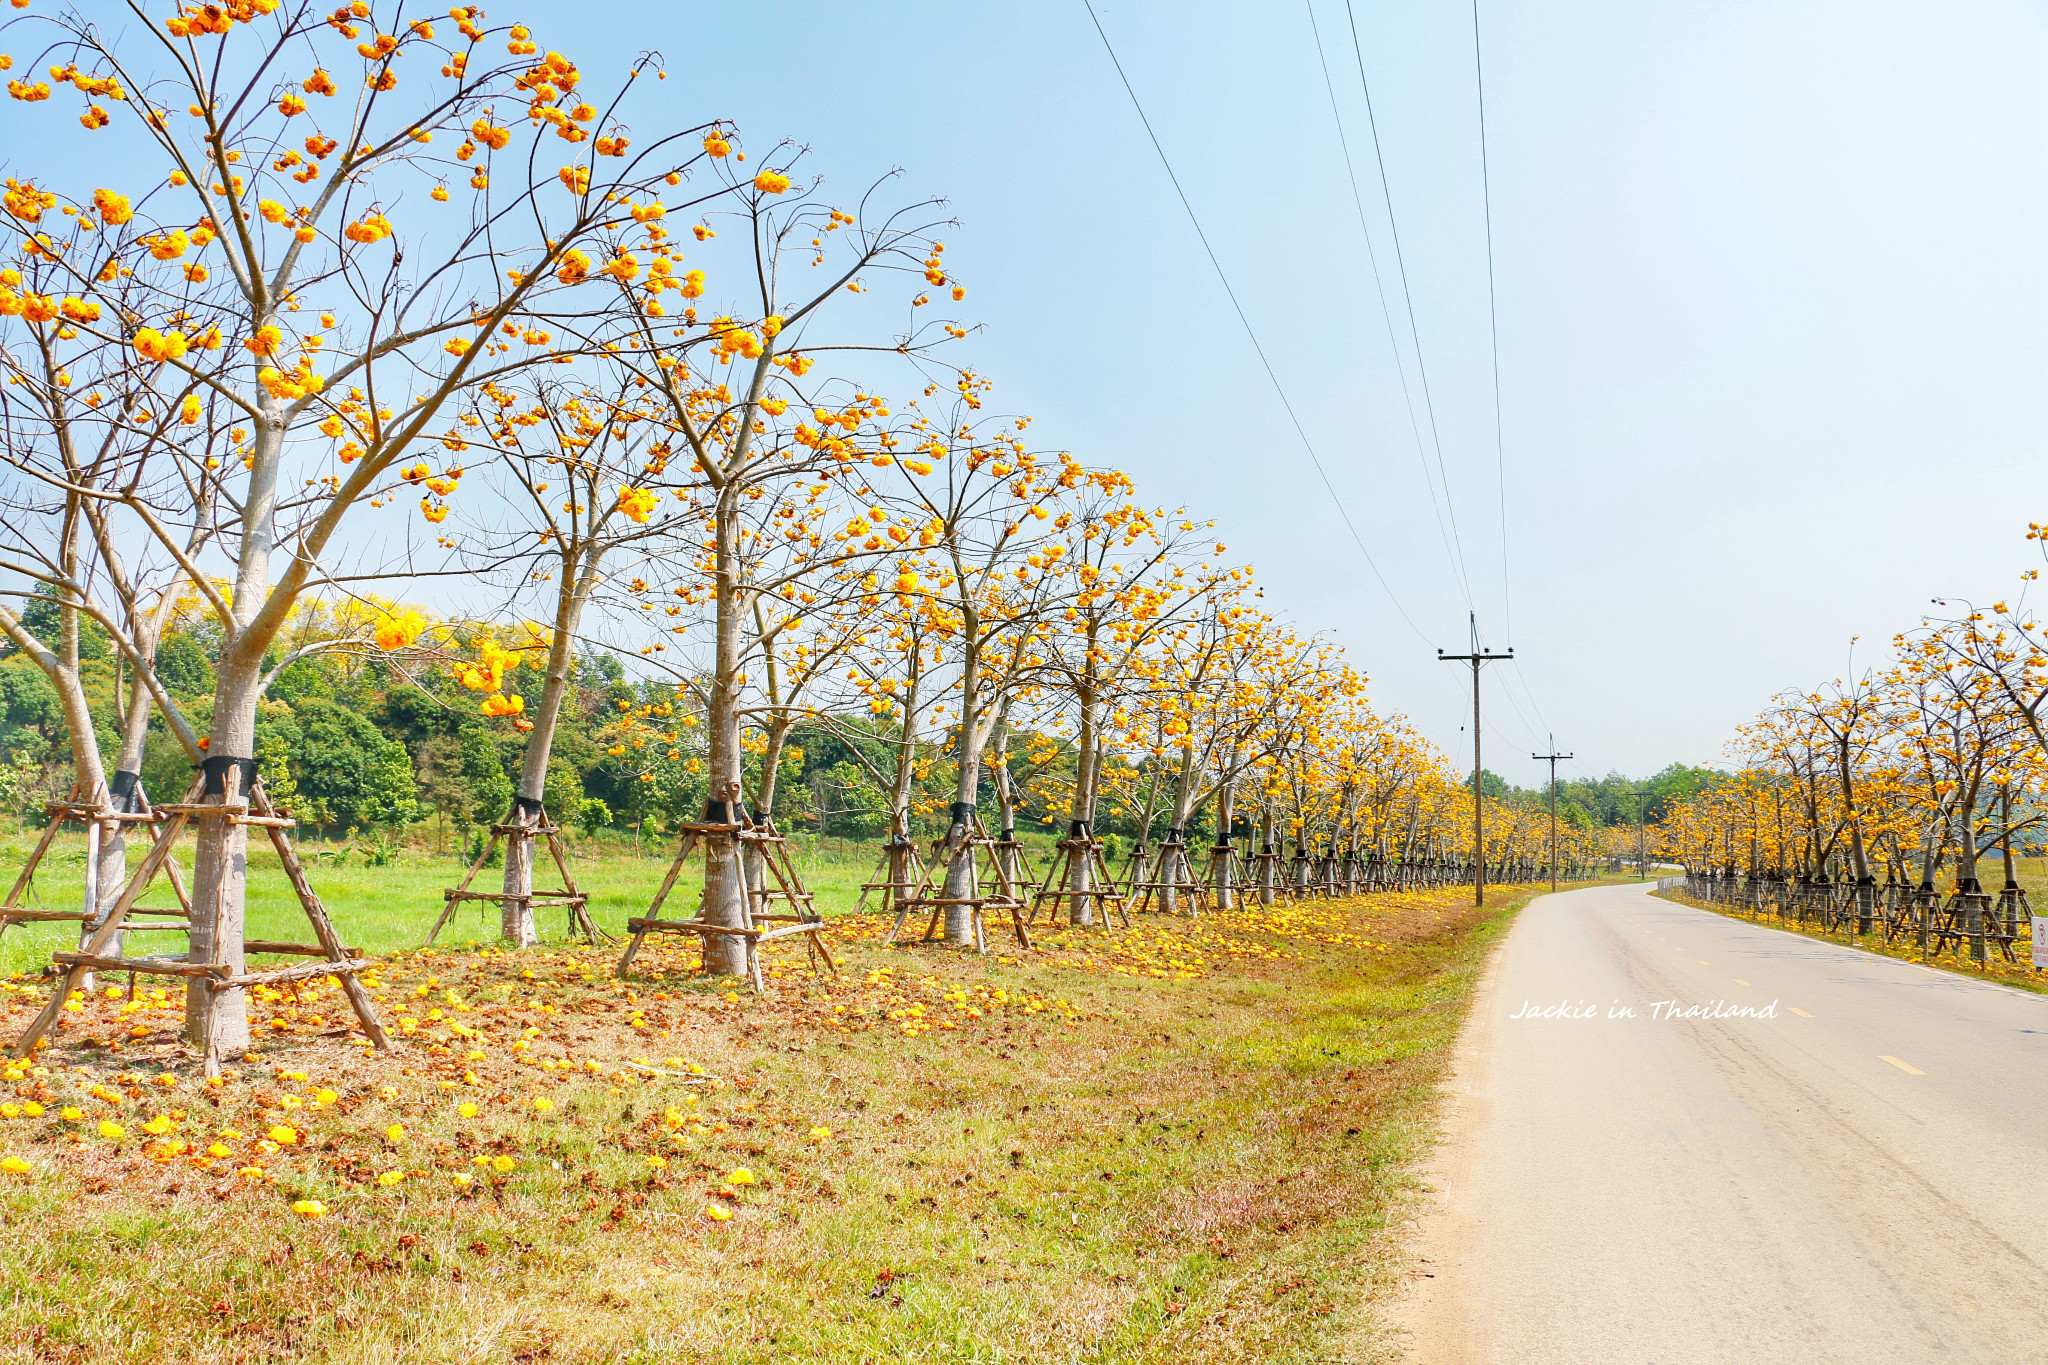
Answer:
xmin=1533 ymin=736 xmax=1573 ymax=893
xmin=1637 ymin=786 xmax=1649 ymax=879
xmin=1438 ymin=621 xmax=1513 ymax=907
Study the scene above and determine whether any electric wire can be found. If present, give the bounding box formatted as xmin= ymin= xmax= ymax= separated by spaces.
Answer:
xmin=1471 ymin=0 xmax=1513 ymax=646
xmin=1342 ymin=0 xmax=1477 ymax=611
xmin=1302 ymin=0 xmax=1468 ymax=610
xmin=1081 ymin=0 xmax=1436 ymax=648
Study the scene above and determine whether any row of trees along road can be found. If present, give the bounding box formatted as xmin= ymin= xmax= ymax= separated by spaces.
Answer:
xmin=1656 ymin=545 xmax=2048 ymax=892
xmin=0 ymin=2 xmax=1602 ymax=1056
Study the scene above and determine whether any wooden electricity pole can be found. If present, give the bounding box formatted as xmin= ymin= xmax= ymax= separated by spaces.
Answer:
xmin=1438 ymin=631 xmax=1513 ymax=907
xmin=1533 ymin=737 xmax=1573 ymax=893
xmin=1637 ymin=787 xmax=1649 ymax=879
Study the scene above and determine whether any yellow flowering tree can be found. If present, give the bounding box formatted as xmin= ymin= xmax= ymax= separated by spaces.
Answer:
xmin=609 ymin=135 xmax=972 ymax=977
xmin=0 ymin=1 xmax=738 ymax=1048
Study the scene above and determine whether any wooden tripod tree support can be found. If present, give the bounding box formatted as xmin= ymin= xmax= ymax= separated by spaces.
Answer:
xmin=615 ymin=815 xmax=837 ymax=993
xmin=1117 ymin=840 xmax=1152 ymax=898
xmin=982 ymin=828 xmax=1037 ymax=906
xmin=857 ymin=836 xmax=935 ymax=924
xmin=1996 ymin=881 xmax=2031 ymax=946
xmin=1028 ymin=826 xmax=1131 ymax=930
xmin=884 ymin=809 xmax=1031 ymax=953
xmin=0 ymin=778 xmax=194 ymax=961
xmin=9 ymin=768 xmax=390 ymax=1076
xmin=1930 ymin=882 xmax=2011 ymax=964
xmin=429 ymin=801 xmax=606 ymax=947
xmin=1203 ymin=839 xmax=1246 ymax=908
xmin=1127 ymin=835 xmax=1208 ymax=916
xmin=1250 ymin=843 xmax=1285 ymax=904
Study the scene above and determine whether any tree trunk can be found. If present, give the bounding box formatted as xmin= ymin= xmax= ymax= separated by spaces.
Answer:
xmin=940 ymin=717 xmax=988 ymax=946
xmin=700 ymin=492 xmax=750 ymax=977
xmin=185 ymin=653 xmax=260 ymax=1054
xmin=744 ymin=718 xmax=796 ymax=919
xmin=1259 ymin=806 xmax=1277 ymax=908
xmin=1065 ymin=666 xmax=1100 ymax=926
xmin=989 ymin=706 xmax=1021 ymax=897
xmin=1214 ymin=779 xmax=1235 ymax=910
xmin=502 ymin=554 xmax=596 ymax=945
xmin=939 ymin=628 xmax=990 ymax=945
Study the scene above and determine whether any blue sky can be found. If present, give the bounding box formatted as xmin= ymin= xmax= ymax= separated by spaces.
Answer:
xmin=18 ymin=0 xmax=2046 ymax=788
xmin=561 ymin=0 xmax=2043 ymax=788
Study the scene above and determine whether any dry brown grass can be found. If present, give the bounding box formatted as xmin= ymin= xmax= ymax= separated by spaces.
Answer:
xmin=0 ymin=882 xmax=1555 ymax=1364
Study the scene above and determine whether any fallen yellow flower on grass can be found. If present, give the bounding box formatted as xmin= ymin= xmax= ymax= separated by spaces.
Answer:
xmin=490 ymin=1155 xmax=516 ymax=1174
xmin=725 ymin=1167 xmax=754 ymax=1186
xmin=267 ymin=1125 xmax=299 ymax=1146
xmin=376 ymin=1170 xmax=405 ymax=1187
xmin=290 ymin=1199 xmax=327 ymax=1218
xmin=385 ymin=1124 xmax=404 ymax=1142
xmin=457 ymin=1102 xmax=478 ymax=1118
xmin=1 ymin=1156 xmax=30 ymax=1177
xmin=704 ymin=1205 xmax=732 ymax=1222
xmin=645 ymin=1155 xmax=666 ymax=1169
xmin=97 ymin=1121 xmax=124 ymax=1140
xmin=809 ymin=1126 xmax=831 ymax=1142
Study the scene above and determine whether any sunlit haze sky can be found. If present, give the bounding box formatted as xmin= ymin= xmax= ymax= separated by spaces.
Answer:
xmin=42 ymin=1 xmax=2048 ymax=790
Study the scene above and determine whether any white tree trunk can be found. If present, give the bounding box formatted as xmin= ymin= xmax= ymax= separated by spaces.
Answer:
xmin=184 ymin=657 xmax=259 ymax=1054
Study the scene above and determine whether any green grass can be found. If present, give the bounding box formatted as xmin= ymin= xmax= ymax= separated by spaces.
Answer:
xmin=0 ymin=851 xmax=1574 ymax=1364
xmin=0 ymin=827 xmax=1070 ymax=975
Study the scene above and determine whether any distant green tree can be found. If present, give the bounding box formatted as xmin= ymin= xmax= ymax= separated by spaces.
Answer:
xmin=17 ymin=587 xmax=110 ymax=661
xmin=286 ymin=697 xmax=416 ymax=830
xmin=576 ymin=797 xmax=612 ymax=836
xmin=155 ymin=633 xmax=215 ymax=697
xmin=818 ymin=759 xmax=889 ymax=838
xmin=0 ymin=657 xmax=63 ymax=761
xmin=464 ymin=728 xmax=515 ymax=823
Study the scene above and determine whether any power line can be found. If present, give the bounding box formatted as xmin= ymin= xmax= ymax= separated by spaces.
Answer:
xmin=1302 ymin=0 xmax=1468 ymax=611
xmin=1080 ymin=0 xmax=1435 ymax=648
xmin=1471 ymin=0 xmax=1513 ymax=647
xmin=1342 ymin=0 xmax=1477 ymax=612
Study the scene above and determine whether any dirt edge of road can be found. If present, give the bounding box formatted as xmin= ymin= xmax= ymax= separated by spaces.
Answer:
xmin=1373 ymin=881 xmax=1642 ymax=1363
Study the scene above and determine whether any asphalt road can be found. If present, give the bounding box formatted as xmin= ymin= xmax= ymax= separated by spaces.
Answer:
xmin=1397 ymin=880 xmax=2048 ymax=1364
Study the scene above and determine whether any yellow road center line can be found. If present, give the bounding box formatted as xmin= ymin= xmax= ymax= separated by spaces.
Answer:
xmin=1733 ymin=979 xmax=1750 ymax=987
xmin=1880 ymin=1055 xmax=1926 ymax=1076
xmin=1788 ymin=1007 xmax=1813 ymax=1018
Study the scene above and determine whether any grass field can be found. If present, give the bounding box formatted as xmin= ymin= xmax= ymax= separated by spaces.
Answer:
xmin=0 ymin=827 xmax=918 ymax=976
xmin=0 ymin=825 xmax=1581 ymax=1364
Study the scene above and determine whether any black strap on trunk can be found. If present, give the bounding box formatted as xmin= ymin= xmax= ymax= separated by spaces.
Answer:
xmin=107 ymin=769 xmax=141 ymax=811
xmin=199 ymin=754 xmax=260 ymax=797
xmin=703 ymin=799 xmax=750 ymax=825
